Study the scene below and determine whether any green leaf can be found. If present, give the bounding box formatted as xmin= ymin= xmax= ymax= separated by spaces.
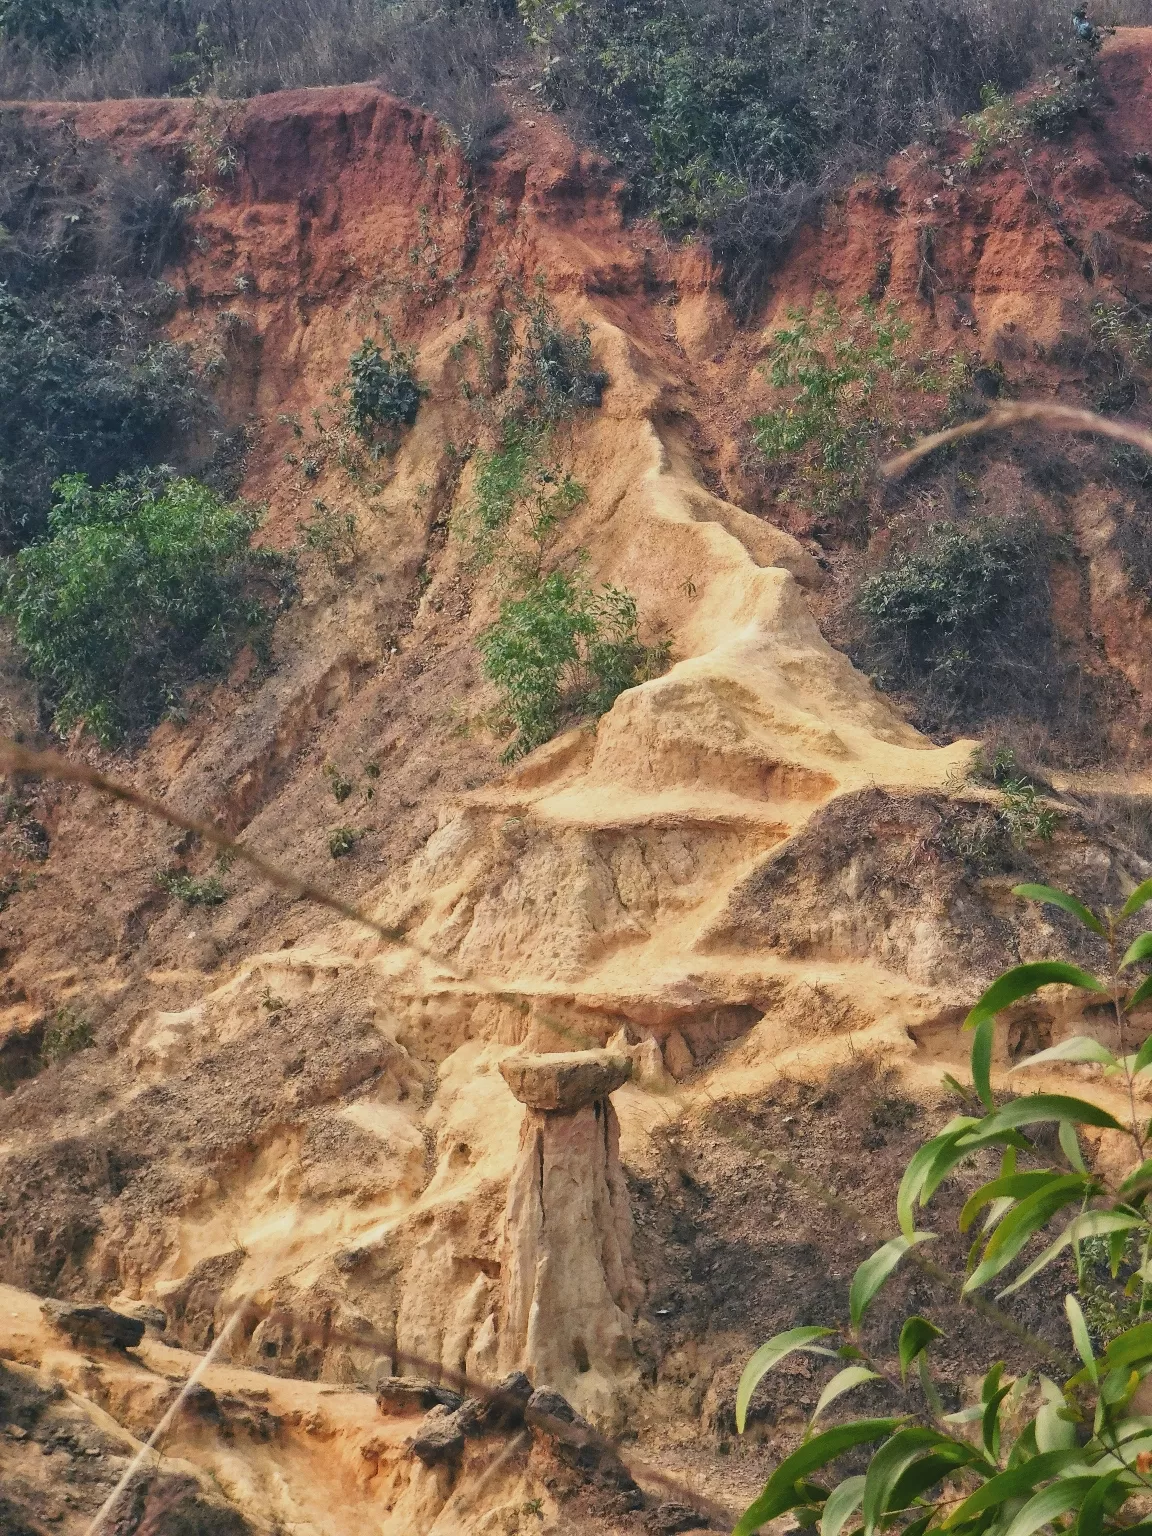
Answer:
xmin=1035 ymin=1378 xmax=1077 ymax=1453
xmin=1076 ymin=1469 xmax=1126 ymax=1536
xmin=976 ymin=1095 xmax=1124 ymax=1136
xmin=733 ymin=1419 xmax=903 ymax=1536
xmin=1130 ymin=977 xmax=1152 ymax=1014
xmin=1094 ymin=1320 xmax=1152 ymax=1375
xmin=1122 ymin=879 xmax=1152 ymax=920
xmin=888 ymin=1448 xmax=978 ymax=1512
xmin=898 ymin=1317 xmax=944 ymax=1383
xmin=736 ymin=1327 xmax=838 ymax=1433
xmin=1067 ymin=1294 xmax=1097 ymax=1382
xmin=960 ymin=1171 xmax=1071 ymax=1233
xmin=1009 ymin=1037 xmax=1119 ymax=1072
xmin=1122 ymin=933 xmax=1152 ymax=970
xmin=820 ymin=1476 xmax=866 ymax=1536
xmin=850 ymin=1234 xmax=935 ymax=1328
xmin=982 ymin=1382 xmax=1011 ymax=1461
xmin=812 ymin=1367 xmax=881 ymax=1425
xmin=1060 ymin=1121 xmax=1088 ymax=1173
xmin=1119 ymin=1160 xmax=1152 ymax=1199
xmin=862 ymin=1427 xmax=957 ymax=1536
xmin=897 ymin=1124 xmax=978 ymax=1237
xmin=943 ymin=1449 xmax=1086 ymax=1525
xmin=1012 ymin=884 xmax=1105 ymax=936
xmin=964 ymin=964 xmax=1107 ymax=1031
xmin=972 ymin=1016 xmax=995 ymax=1109
xmin=963 ymin=1175 xmax=1089 ymax=1292
xmin=997 ymin=1210 xmax=1141 ymax=1299
xmin=1003 ymin=1476 xmax=1100 ymax=1536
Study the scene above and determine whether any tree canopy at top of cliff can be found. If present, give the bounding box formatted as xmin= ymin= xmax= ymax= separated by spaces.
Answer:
xmin=2 ymin=0 xmax=1150 ymax=301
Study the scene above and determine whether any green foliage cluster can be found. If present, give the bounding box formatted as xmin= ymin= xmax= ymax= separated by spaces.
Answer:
xmin=342 ymin=336 xmax=424 ymax=445
xmin=536 ymin=0 xmax=1074 ymax=305
xmin=324 ymin=763 xmax=354 ymax=802
xmin=734 ymin=877 xmax=1152 ymax=1536
xmin=298 ymin=500 xmax=359 ymax=574
xmin=157 ymin=869 xmax=228 ymax=906
xmin=478 ymin=568 xmax=667 ymax=760
xmin=753 ymin=296 xmax=931 ymax=520
xmin=855 ymin=517 xmax=1054 ymax=730
xmin=328 ymin=825 xmax=359 ymax=858
xmin=515 ymin=294 xmax=607 ymax=424
xmin=40 ymin=1005 xmax=93 ymax=1064
xmin=1 ymin=472 xmax=294 ymax=742
xmin=962 ymin=77 xmax=1098 ymax=169
xmin=0 ymin=113 xmax=215 ymax=548
xmin=455 ymin=292 xmax=605 ymax=565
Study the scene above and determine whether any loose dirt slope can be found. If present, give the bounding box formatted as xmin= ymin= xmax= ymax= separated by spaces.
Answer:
xmin=5 ymin=33 xmax=1152 ymax=1533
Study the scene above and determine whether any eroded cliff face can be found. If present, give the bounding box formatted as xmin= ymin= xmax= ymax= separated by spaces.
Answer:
xmin=5 ymin=35 xmax=1152 ymax=1534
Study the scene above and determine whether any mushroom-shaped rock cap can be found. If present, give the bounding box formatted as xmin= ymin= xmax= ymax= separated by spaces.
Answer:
xmin=500 ymin=1049 xmax=632 ymax=1111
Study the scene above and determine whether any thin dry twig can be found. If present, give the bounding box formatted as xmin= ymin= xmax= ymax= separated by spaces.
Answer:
xmin=881 ymin=400 xmax=1152 ymax=478
xmin=0 ymin=739 xmax=407 ymax=941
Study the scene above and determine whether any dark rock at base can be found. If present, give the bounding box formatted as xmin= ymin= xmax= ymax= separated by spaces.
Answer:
xmin=410 ymin=1403 xmax=465 ymax=1465
xmin=40 ymin=1301 xmax=144 ymax=1351
xmin=477 ymin=1371 xmax=533 ymax=1431
xmin=644 ymin=1503 xmax=708 ymax=1533
xmin=376 ymin=1377 xmax=463 ymax=1415
xmin=526 ymin=1387 xmax=582 ymax=1428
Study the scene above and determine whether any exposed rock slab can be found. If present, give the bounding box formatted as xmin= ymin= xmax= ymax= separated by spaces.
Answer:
xmin=499 ymin=1050 xmax=632 ymax=1111
xmin=40 ymin=1301 xmax=144 ymax=1351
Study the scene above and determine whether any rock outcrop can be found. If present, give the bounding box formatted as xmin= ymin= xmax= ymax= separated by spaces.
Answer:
xmin=497 ymin=1050 xmax=641 ymax=1420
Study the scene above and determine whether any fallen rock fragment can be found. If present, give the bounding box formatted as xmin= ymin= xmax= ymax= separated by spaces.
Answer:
xmin=410 ymin=1402 xmax=466 ymax=1466
xmin=645 ymin=1502 xmax=710 ymax=1533
xmin=39 ymin=1301 xmax=145 ymax=1351
xmin=476 ymin=1370 xmax=533 ymax=1431
xmin=377 ymin=1377 xmax=463 ymax=1415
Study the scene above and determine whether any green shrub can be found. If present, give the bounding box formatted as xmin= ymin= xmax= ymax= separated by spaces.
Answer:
xmin=41 ymin=1006 xmax=93 ymax=1064
xmin=537 ymin=0 xmax=1073 ymax=307
xmin=1 ymin=471 xmax=294 ymax=742
xmin=515 ymin=294 xmax=607 ymax=424
xmin=479 ymin=568 xmax=667 ymax=760
xmin=342 ymin=336 xmax=424 ymax=444
xmin=328 ymin=825 xmax=359 ymax=858
xmin=298 ymin=500 xmax=359 ymax=573
xmin=0 ymin=114 xmax=216 ymax=547
xmin=733 ymin=877 xmax=1152 ymax=1536
xmin=323 ymin=764 xmax=354 ymax=802
xmin=157 ymin=869 xmax=228 ymax=906
xmin=752 ymin=295 xmax=933 ymax=520
xmin=855 ymin=517 xmax=1053 ymax=728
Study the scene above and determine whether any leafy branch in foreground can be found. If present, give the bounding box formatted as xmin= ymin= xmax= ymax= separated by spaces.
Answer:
xmin=735 ymin=877 xmax=1152 ymax=1536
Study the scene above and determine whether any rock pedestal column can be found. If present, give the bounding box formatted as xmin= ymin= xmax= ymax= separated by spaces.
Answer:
xmin=497 ymin=1050 xmax=642 ymax=1420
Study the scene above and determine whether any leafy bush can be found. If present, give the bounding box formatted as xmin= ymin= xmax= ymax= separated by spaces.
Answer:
xmin=855 ymin=517 xmax=1054 ymax=729
xmin=733 ymin=876 xmax=1152 ymax=1536
xmin=962 ymin=75 xmax=1097 ymax=167
xmin=753 ymin=296 xmax=935 ymax=523
xmin=479 ymin=568 xmax=667 ymax=759
xmin=537 ymin=0 xmax=1077 ymax=306
xmin=40 ymin=1006 xmax=93 ymax=1063
xmin=328 ymin=825 xmax=359 ymax=857
xmin=342 ymin=336 xmax=424 ymax=444
xmin=298 ymin=500 xmax=359 ymax=574
xmin=323 ymin=764 xmax=354 ymax=802
xmin=1 ymin=471 xmax=294 ymax=741
xmin=157 ymin=869 xmax=228 ymax=906
xmin=0 ymin=114 xmax=214 ymax=547
xmin=515 ymin=295 xmax=607 ymax=424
